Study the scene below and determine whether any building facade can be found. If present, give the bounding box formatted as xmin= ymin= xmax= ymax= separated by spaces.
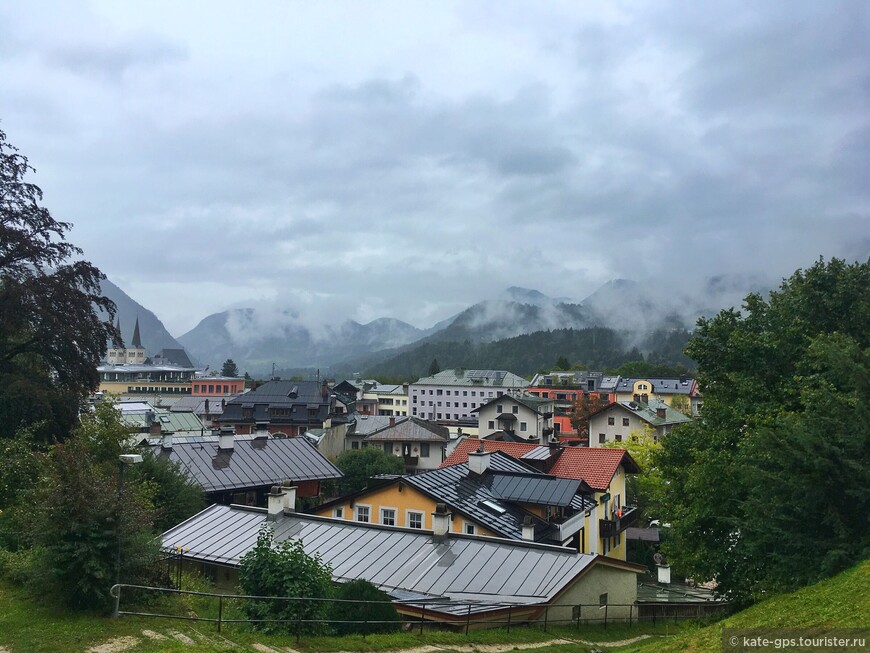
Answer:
xmin=409 ymin=369 xmax=529 ymax=421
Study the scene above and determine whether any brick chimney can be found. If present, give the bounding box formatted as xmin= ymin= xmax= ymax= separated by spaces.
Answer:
xmin=267 ymin=485 xmax=285 ymax=521
xmin=522 ymin=515 xmax=535 ymax=541
xmin=281 ymin=480 xmax=297 ymax=513
xmin=218 ymin=426 xmax=235 ymax=450
xmin=656 ymin=405 xmax=667 ymax=419
xmin=468 ymin=443 xmax=491 ymax=475
xmin=432 ymin=503 xmax=451 ymax=542
xmin=389 ymin=416 xmax=396 ymax=428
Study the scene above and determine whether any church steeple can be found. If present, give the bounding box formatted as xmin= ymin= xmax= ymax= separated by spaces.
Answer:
xmin=131 ymin=316 xmax=142 ymax=349
xmin=113 ymin=317 xmax=125 ymax=348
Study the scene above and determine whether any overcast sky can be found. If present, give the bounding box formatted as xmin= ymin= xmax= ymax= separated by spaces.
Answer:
xmin=2 ymin=1 xmax=868 ymax=336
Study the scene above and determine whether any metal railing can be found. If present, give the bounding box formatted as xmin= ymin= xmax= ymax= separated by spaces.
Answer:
xmin=110 ymin=582 xmax=726 ymax=640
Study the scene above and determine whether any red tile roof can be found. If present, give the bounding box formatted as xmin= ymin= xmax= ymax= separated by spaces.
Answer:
xmin=442 ymin=439 xmax=639 ymax=491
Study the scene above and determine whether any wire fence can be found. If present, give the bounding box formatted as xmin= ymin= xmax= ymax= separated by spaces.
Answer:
xmin=111 ymin=581 xmax=726 ymax=641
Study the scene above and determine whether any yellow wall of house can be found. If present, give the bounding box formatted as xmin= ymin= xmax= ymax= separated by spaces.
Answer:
xmin=99 ymin=381 xmax=190 ymax=395
xmin=313 ymin=483 xmax=497 ymax=537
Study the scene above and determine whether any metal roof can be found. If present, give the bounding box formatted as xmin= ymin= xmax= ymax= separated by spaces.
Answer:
xmin=412 ymin=369 xmax=529 ymax=388
xmin=161 ymin=504 xmax=639 ymax=615
xmin=150 ymin=435 xmax=342 ymax=493
xmin=402 ymin=453 xmax=554 ymax=541
xmin=488 ymin=474 xmax=581 ymax=507
xmin=364 ymin=417 xmax=449 ymax=442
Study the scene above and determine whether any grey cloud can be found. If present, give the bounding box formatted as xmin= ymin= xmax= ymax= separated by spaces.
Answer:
xmin=45 ymin=36 xmax=188 ymax=81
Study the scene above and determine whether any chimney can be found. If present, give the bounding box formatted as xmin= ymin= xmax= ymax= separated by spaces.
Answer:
xmin=468 ymin=443 xmax=491 ymax=475
xmin=149 ymin=420 xmax=162 ymax=436
xmin=389 ymin=416 xmax=396 ymax=428
xmin=161 ymin=432 xmax=173 ymax=450
xmin=219 ymin=426 xmax=235 ymax=450
xmin=267 ymin=485 xmax=285 ymax=521
xmin=432 ymin=503 xmax=451 ymax=542
xmin=656 ymin=405 xmax=667 ymax=419
xmin=657 ymin=564 xmax=671 ymax=584
xmin=522 ymin=515 xmax=535 ymax=541
xmin=281 ymin=480 xmax=297 ymax=512
xmin=321 ymin=380 xmax=328 ymax=400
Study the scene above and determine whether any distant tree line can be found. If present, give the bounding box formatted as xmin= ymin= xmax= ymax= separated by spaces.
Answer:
xmin=354 ymin=327 xmax=696 ymax=379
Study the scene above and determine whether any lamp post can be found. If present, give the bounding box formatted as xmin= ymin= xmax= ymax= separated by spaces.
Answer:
xmin=113 ymin=453 xmax=143 ymax=617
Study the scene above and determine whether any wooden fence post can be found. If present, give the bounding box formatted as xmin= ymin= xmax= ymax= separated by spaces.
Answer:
xmin=604 ymin=603 xmax=608 ymax=629
xmin=217 ymin=595 xmax=223 ymax=633
xmin=465 ymin=603 xmax=472 ymax=635
xmin=507 ymin=605 xmax=512 ymax=633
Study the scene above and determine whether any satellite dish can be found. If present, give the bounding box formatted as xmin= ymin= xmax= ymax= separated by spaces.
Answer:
xmin=653 ymin=552 xmax=664 ymax=564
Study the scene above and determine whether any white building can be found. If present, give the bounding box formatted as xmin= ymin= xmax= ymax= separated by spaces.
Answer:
xmin=409 ymin=369 xmax=529 ymax=421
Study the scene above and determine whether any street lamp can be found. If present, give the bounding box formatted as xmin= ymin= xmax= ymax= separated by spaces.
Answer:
xmin=113 ymin=453 xmax=143 ymax=617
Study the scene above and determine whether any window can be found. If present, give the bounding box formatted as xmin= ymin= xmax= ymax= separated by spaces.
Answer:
xmin=512 ymin=405 xmax=519 ymax=414
xmin=465 ymin=523 xmax=476 ymax=535
xmin=437 ymin=413 xmax=442 ymax=419
xmin=463 ymin=402 xmax=467 ymax=408
xmin=471 ymin=391 xmax=476 ymax=396
xmin=420 ymin=443 xmax=430 ymax=457
xmin=622 ymin=418 xmax=630 ymax=426
xmin=496 ymin=405 xmax=503 ymax=413
xmin=542 ymin=392 xmax=549 ymax=398
xmin=520 ymin=422 xmax=527 ymax=432
xmin=488 ymin=420 xmax=495 ymax=429
xmin=615 ymin=434 xmax=622 ymax=442
xmin=356 ymin=506 xmax=370 ymax=522
xmin=381 ymin=508 xmax=396 ymax=526
xmin=437 ymin=389 xmax=443 ymax=396
xmin=599 ymin=433 xmax=606 ymax=444
xmin=408 ymin=511 xmax=423 ymax=529
xmin=437 ymin=401 xmax=442 ymax=406
xmin=333 ymin=507 xmax=343 ymax=519
xmin=412 ymin=407 xmax=417 ymax=415
xmin=463 ymin=391 xmax=468 ymax=396
xmin=383 ymin=442 xmax=392 ymax=454
xmin=607 ymin=417 xmax=615 ymax=425
xmin=599 ymin=593 xmax=608 ymax=608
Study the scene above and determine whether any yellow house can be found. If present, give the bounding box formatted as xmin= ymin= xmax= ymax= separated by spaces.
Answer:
xmin=440 ymin=440 xmax=641 ymax=560
xmin=613 ymin=377 xmax=701 ymax=416
xmin=315 ymin=443 xmax=638 ymax=561
xmin=97 ymin=363 xmax=196 ymax=396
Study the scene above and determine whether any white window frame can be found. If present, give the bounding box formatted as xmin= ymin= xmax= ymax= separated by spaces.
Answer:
xmin=407 ymin=510 xmax=424 ymax=529
xmin=380 ymin=507 xmax=397 ymax=526
xmin=356 ymin=504 xmax=371 ymax=523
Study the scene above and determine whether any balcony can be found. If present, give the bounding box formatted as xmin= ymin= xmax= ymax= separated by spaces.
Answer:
xmin=551 ymin=509 xmax=587 ymax=541
xmin=403 ymin=455 xmax=418 ymax=467
xmin=599 ymin=506 xmax=639 ymax=538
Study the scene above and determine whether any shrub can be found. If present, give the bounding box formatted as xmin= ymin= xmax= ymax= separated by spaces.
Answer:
xmin=329 ymin=579 xmax=401 ymax=635
xmin=238 ymin=526 xmax=333 ymax=635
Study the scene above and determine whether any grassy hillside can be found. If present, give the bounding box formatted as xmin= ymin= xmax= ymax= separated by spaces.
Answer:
xmin=631 ymin=559 xmax=870 ymax=652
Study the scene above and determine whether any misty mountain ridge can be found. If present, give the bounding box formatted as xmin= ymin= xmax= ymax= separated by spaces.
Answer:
xmin=102 ymin=273 xmax=765 ymax=375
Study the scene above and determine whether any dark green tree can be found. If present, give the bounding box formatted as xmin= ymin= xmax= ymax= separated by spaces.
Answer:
xmin=0 ymin=128 xmax=118 ymax=442
xmin=329 ymin=579 xmax=401 ymax=635
xmin=555 ymin=355 xmax=571 ymax=371
xmin=657 ymin=258 xmax=870 ymax=605
xmin=27 ymin=411 xmax=159 ymax=611
xmin=221 ymin=358 xmax=239 ymax=377
xmin=238 ymin=526 xmax=333 ymax=635
xmin=427 ymin=357 xmax=441 ymax=375
xmin=132 ymin=452 xmax=204 ymax=533
xmin=329 ymin=447 xmax=405 ymax=496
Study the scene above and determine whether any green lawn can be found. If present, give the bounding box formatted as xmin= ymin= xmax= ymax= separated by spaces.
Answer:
xmin=624 ymin=559 xmax=870 ymax=653
xmin=4 ymin=562 xmax=865 ymax=653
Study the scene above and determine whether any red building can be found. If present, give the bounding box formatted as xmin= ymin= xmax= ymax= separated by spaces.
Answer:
xmin=192 ymin=376 xmax=245 ymax=396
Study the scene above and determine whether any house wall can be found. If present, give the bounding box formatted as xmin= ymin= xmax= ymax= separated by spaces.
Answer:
xmin=192 ymin=378 xmax=245 ymax=396
xmin=545 ymin=564 xmax=639 ymax=622
xmin=315 ymin=422 xmax=349 ymax=459
xmin=477 ymin=402 xmax=542 ymax=438
xmin=380 ymin=440 xmax=446 ymax=471
xmin=312 ymin=483 xmax=497 ymax=537
xmin=409 ymin=384 xmax=510 ymax=421
xmin=99 ymin=380 xmax=192 ymax=395
xmin=589 ymin=407 xmax=660 ymax=447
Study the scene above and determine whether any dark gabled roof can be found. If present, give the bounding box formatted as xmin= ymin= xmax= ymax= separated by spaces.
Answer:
xmin=488 ymin=473 xmax=581 ymax=507
xmin=151 ymin=348 xmax=194 ymax=368
xmin=151 ymin=435 xmax=342 ymax=493
xmin=364 ymin=417 xmax=449 ymax=442
xmin=161 ymin=504 xmax=642 ymax=616
xmin=402 ymin=452 xmax=553 ymax=541
xmin=217 ymin=380 xmax=331 ymax=425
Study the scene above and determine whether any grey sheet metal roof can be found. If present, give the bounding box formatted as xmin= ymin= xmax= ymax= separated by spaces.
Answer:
xmin=519 ymin=446 xmax=554 ymax=461
xmin=350 ymin=415 xmax=408 ymax=436
xmin=488 ymin=473 xmax=581 ymax=507
xmin=162 ymin=504 xmax=621 ymax=615
xmin=413 ymin=369 xmax=529 ymax=388
xmin=402 ymin=453 xmax=554 ymax=541
xmin=365 ymin=417 xmax=449 ymax=442
xmin=151 ymin=435 xmax=342 ymax=493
